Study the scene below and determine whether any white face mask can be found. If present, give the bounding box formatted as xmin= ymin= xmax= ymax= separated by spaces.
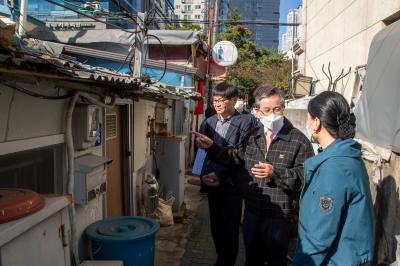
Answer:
xmin=234 ymin=100 xmax=244 ymax=111
xmin=259 ymin=113 xmax=284 ymax=133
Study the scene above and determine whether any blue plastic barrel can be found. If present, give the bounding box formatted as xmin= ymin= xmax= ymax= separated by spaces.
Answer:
xmin=86 ymin=216 xmax=160 ymax=266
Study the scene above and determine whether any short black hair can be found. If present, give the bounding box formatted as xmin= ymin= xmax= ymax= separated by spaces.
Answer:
xmin=308 ymin=91 xmax=355 ymax=139
xmin=237 ymin=90 xmax=246 ymax=100
xmin=254 ymin=85 xmax=285 ymax=107
xmin=212 ymin=82 xmax=239 ymax=99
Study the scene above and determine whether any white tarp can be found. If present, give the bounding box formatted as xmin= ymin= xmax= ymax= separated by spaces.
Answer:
xmin=354 ymin=19 xmax=400 ymax=153
xmin=27 ymin=28 xmax=201 ymax=46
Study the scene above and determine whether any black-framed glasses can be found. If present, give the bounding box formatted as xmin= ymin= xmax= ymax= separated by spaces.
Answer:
xmin=258 ymin=106 xmax=284 ymax=116
xmin=213 ymin=98 xmax=229 ymax=104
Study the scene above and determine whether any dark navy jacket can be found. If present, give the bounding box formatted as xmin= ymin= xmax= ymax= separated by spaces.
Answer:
xmin=201 ymin=111 xmax=256 ymax=188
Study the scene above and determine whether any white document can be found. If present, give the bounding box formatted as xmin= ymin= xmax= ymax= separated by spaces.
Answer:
xmin=192 ymin=148 xmax=207 ymax=175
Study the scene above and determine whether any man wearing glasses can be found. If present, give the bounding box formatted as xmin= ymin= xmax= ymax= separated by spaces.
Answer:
xmin=200 ymin=81 xmax=255 ymax=266
xmin=194 ymin=86 xmax=314 ymax=266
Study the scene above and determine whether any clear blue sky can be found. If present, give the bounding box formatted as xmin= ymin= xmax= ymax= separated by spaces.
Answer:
xmin=279 ymin=0 xmax=302 ymax=50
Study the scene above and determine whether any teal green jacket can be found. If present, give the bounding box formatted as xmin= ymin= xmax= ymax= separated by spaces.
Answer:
xmin=293 ymin=139 xmax=374 ymax=266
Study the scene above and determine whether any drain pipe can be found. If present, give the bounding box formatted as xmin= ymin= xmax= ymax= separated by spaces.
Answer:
xmin=66 ymin=91 xmax=80 ymax=265
xmin=65 ymin=91 xmax=115 ymax=265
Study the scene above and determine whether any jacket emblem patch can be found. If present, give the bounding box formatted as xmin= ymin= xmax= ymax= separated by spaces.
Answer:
xmin=319 ymin=196 xmax=333 ymax=212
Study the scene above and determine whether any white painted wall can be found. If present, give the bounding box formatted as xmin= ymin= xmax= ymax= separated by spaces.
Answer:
xmin=300 ymin=0 xmax=400 ymax=101
xmin=75 ymin=195 xmax=104 ymax=260
xmin=0 ymin=83 xmax=68 ymax=142
xmin=133 ymin=99 xmax=156 ymax=172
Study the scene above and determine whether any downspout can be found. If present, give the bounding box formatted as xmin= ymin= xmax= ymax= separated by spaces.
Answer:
xmin=65 ymin=91 xmax=80 ymax=265
xmin=65 ymin=91 xmax=115 ymax=265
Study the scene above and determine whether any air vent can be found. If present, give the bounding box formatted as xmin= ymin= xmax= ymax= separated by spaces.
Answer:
xmin=105 ymin=113 xmax=117 ymax=140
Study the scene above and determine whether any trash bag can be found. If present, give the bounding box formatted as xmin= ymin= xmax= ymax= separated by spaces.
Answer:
xmin=153 ymin=198 xmax=174 ymax=227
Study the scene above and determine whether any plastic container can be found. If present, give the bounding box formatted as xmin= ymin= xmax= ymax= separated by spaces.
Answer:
xmin=86 ymin=216 xmax=160 ymax=266
xmin=0 ymin=188 xmax=44 ymax=223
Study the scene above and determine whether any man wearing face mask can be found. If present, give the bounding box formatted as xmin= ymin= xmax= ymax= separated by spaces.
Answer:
xmin=234 ymin=90 xmax=249 ymax=114
xmin=200 ymin=81 xmax=256 ymax=266
xmin=193 ymin=86 xmax=314 ymax=266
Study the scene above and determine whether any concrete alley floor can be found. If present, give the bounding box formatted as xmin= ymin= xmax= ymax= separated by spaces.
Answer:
xmin=180 ymin=197 xmax=246 ymax=266
xmin=154 ymin=174 xmax=245 ymax=266
xmin=154 ymin=174 xmax=205 ymax=266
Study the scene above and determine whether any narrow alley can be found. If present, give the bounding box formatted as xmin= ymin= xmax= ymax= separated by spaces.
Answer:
xmin=155 ymin=174 xmax=246 ymax=266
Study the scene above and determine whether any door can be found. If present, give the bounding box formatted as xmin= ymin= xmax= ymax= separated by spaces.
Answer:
xmin=105 ymin=106 xmax=124 ymax=217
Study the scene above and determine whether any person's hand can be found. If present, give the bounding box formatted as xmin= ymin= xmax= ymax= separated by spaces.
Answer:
xmin=192 ymin=131 xmax=213 ymax=149
xmin=251 ymin=162 xmax=274 ymax=179
xmin=201 ymin=172 xmax=220 ymax=187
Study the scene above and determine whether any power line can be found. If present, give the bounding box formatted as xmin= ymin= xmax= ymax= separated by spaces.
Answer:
xmin=44 ymin=0 xmax=141 ymax=33
xmin=153 ymin=19 xmax=300 ymax=26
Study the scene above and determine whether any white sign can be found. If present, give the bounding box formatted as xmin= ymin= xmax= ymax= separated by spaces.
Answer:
xmin=212 ymin=41 xmax=238 ymax=67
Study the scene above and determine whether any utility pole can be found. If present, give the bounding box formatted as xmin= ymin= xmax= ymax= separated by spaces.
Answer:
xmin=205 ymin=0 xmax=215 ymax=107
xmin=18 ymin=0 xmax=28 ymax=36
xmin=211 ymin=0 xmax=219 ymax=46
xmin=133 ymin=12 xmax=146 ymax=78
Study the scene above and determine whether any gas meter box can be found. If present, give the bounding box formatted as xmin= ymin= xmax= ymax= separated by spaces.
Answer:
xmin=74 ymin=154 xmax=111 ymax=205
xmin=73 ymin=105 xmax=101 ymax=150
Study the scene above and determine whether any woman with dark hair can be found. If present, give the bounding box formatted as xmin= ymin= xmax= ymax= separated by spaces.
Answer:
xmin=292 ymin=91 xmax=374 ymax=266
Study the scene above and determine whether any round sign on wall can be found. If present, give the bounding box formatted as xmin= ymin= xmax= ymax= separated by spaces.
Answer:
xmin=212 ymin=41 xmax=238 ymax=67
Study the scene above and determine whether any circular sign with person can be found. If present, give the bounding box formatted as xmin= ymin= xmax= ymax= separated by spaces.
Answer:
xmin=212 ymin=41 xmax=238 ymax=67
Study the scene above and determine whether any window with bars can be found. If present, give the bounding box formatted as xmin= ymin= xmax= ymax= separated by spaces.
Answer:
xmin=0 ymin=144 xmax=65 ymax=193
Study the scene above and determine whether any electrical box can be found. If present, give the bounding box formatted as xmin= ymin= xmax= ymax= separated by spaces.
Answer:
xmin=74 ymin=154 xmax=111 ymax=205
xmin=73 ymin=105 xmax=101 ymax=150
xmin=154 ymin=135 xmax=186 ymax=212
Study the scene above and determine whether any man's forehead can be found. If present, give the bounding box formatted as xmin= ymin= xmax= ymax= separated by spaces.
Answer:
xmin=213 ymin=96 xmax=224 ymax=100
xmin=259 ymin=96 xmax=282 ymax=107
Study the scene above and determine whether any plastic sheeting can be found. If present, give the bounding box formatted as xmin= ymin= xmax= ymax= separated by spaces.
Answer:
xmin=354 ymin=19 xmax=400 ymax=153
xmin=27 ymin=28 xmax=201 ymax=46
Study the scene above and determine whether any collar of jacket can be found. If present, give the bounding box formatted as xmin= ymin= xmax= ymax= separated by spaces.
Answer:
xmin=304 ymin=138 xmax=362 ymax=178
xmin=254 ymin=117 xmax=294 ymax=142
xmin=217 ymin=110 xmax=239 ymax=122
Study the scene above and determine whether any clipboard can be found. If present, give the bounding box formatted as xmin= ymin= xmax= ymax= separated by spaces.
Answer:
xmin=192 ymin=149 xmax=207 ymax=175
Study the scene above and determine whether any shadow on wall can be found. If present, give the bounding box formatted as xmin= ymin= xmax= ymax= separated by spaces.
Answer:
xmin=374 ymin=175 xmax=400 ymax=266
